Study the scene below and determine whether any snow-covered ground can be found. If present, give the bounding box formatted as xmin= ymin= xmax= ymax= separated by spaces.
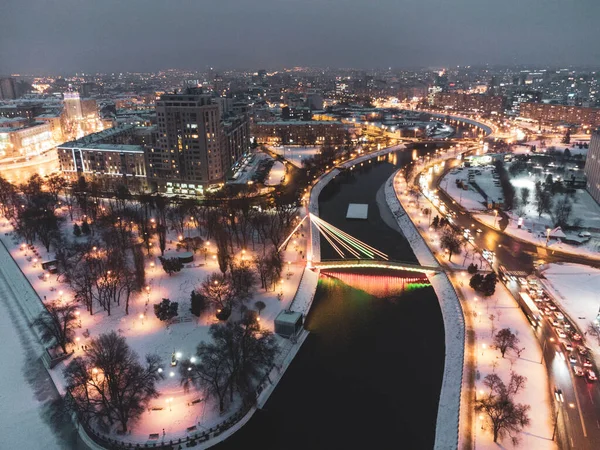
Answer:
xmin=388 ymin=152 xmax=556 ymax=449
xmin=540 ymin=263 xmax=600 ymax=360
xmin=513 ymin=140 xmax=589 ymax=157
xmin=0 ymin=206 xmax=309 ymax=446
xmin=228 ymin=152 xmax=270 ymax=185
xmin=0 ymin=248 xmax=75 ymax=450
xmin=267 ymin=146 xmax=320 ymax=168
xmin=440 ymin=167 xmax=496 ymax=212
xmin=474 ymin=212 xmax=600 ymax=260
xmin=455 ymin=274 xmax=556 ymax=450
xmin=509 ymin=172 xmax=600 ymax=230
xmin=265 ymin=160 xmax=286 ymax=186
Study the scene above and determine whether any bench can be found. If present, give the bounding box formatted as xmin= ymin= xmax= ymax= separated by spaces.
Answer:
xmin=148 ymin=433 xmax=160 ymax=440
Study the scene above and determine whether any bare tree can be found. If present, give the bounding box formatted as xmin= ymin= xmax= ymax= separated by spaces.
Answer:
xmin=198 ymin=272 xmax=238 ymax=313
xmin=493 ymin=328 xmax=520 ymax=358
xmin=64 ymin=331 xmax=163 ymax=433
xmin=33 ymin=301 xmax=78 ymax=353
xmin=440 ymin=227 xmax=462 ymax=261
xmin=476 ymin=372 xmax=530 ymax=444
xmin=587 ymin=321 xmax=600 ymax=346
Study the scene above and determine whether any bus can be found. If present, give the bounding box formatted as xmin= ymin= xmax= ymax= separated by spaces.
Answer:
xmin=517 ymin=292 xmax=542 ymax=328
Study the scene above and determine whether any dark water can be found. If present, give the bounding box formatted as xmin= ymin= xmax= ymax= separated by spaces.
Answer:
xmin=217 ymin=147 xmax=445 ymax=450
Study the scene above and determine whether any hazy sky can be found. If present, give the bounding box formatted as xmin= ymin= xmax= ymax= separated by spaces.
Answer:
xmin=1 ymin=0 xmax=599 ymax=74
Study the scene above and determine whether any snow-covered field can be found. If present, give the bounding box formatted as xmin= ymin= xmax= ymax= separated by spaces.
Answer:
xmin=513 ymin=140 xmax=589 ymax=157
xmin=0 ymin=255 xmax=69 ymax=450
xmin=267 ymin=146 xmax=321 ymax=168
xmin=440 ymin=166 xmax=500 ymax=212
xmin=540 ymin=263 xmax=600 ymax=360
xmin=265 ymin=160 xmax=286 ymax=186
xmin=0 ymin=208 xmax=308 ymax=446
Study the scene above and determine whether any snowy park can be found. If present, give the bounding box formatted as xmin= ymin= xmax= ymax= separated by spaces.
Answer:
xmin=0 ymin=176 xmax=308 ymax=447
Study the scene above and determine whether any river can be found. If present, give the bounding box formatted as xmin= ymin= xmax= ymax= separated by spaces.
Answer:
xmin=217 ymin=145 xmax=447 ymax=449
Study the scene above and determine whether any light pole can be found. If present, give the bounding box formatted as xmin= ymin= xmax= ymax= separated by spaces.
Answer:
xmin=493 ymin=209 xmax=498 ymax=228
xmin=541 ymin=337 xmax=554 ymax=363
xmin=546 ymin=228 xmax=551 ymax=247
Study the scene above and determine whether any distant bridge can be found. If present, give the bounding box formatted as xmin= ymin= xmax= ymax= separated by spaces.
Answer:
xmin=314 ymin=259 xmax=440 ymax=274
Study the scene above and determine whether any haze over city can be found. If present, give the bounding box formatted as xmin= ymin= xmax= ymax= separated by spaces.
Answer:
xmin=2 ymin=0 xmax=600 ymax=73
xmin=3 ymin=2 xmax=600 ymax=450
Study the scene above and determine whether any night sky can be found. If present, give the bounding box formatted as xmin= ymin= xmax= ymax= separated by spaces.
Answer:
xmin=1 ymin=0 xmax=599 ymax=73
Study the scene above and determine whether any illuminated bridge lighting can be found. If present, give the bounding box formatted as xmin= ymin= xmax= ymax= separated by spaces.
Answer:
xmin=321 ymin=271 xmax=430 ymax=297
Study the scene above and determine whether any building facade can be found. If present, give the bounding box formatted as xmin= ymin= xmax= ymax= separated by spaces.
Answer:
xmin=57 ymin=124 xmax=147 ymax=190
xmin=0 ymin=78 xmax=17 ymax=100
xmin=431 ymin=92 xmax=505 ymax=114
xmin=584 ymin=129 xmax=600 ymax=204
xmin=147 ymin=89 xmax=249 ymax=195
xmin=0 ymin=122 xmax=53 ymax=158
xmin=520 ymin=102 xmax=600 ymax=126
xmin=252 ymin=120 xmax=347 ymax=145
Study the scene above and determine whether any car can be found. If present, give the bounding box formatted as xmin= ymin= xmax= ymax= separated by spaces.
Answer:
xmin=557 ymin=329 xmax=567 ymax=338
xmin=554 ymin=387 xmax=564 ymax=402
xmin=569 ymin=353 xmax=578 ymax=364
xmin=554 ymin=311 xmax=564 ymax=320
xmin=551 ymin=319 xmax=561 ymax=327
xmin=583 ymin=358 xmax=593 ymax=368
xmin=586 ymin=370 xmax=597 ymax=382
xmin=518 ymin=277 xmax=528 ymax=286
xmin=578 ymin=345 xmax=589 ymax=356
xmin=563 ymin=341 xmax=574 ymax=352
xmin=547 ymin=303 xmax=557 ymax=311
xmin=476 ymin=228 xmax=483 ymax=233
xmin=573 ymin=365 xmax=584 ymax=377
xmin=571 ymin=333 xmax=582 ymax=342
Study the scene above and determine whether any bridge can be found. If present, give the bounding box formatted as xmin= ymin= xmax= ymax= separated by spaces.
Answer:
xmin=315 ymin=259 xmax=440 ymax=274
xmin=280 ymin=213 xmax=440 ymax=275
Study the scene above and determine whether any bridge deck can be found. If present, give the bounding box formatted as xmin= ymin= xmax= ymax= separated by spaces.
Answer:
xmin=313 ymin=259 xmax=440 ymax=273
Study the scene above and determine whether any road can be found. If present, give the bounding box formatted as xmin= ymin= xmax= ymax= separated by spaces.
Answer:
xmin=428 ymin=154 xmax=600 ymax=449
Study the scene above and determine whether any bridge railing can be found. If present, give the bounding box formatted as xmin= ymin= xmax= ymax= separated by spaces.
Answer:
xmin=315 ymin=258 xmax=440 ymax=272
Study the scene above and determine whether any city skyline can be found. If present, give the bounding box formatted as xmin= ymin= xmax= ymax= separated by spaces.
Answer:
xmin=2 ymin=0 xmax=600 ymax=74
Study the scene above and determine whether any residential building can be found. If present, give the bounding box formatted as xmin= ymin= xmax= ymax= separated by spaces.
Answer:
xmin=57 ymin=124 xmax=147 ymax=190
xmin=147 ymin=88 xmax=249 ymax=195
xmin=0 ymin=122 xmax=53 ymax=158
xmin=584 ymin=129 xmax=600 ymax=204
xmin=0 ymin=78 xmax=17 ymax=100
xmin=431 ymin=92 xmax=505 ymax=114
xmin=252 ymin=120 xmax=348 ymax=145
xmin=520 ymin=102 xmax=600 ymax=127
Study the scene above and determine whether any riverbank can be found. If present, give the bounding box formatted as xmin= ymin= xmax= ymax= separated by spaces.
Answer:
xmin=382 ymin=173 xmax=465 ymax=450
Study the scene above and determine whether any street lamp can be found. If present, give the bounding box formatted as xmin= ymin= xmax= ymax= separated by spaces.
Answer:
xmin=493 ymin=210 xmax=498 ymax=228
xmin=546 ymin=228 xmax=551 ymax=247
xmin=139 ymin=313 xmax=145 ymax=325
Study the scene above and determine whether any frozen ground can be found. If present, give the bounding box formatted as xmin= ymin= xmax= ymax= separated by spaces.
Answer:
xmin=267 ymin=146 xmax=321 ymax=168
xmin=539 ymin=263 xmax=600 ymax=360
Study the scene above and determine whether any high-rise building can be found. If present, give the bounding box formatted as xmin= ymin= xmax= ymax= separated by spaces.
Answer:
xmin=0 ymin=78 xmax=17 ymax=100
xmin=64 ymin=92 xmax=83 ymax=121
xmin=147 ymin=88 xmax=248 ymax=195
xmin=584 ymin=129 xmax=600 ymax=204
